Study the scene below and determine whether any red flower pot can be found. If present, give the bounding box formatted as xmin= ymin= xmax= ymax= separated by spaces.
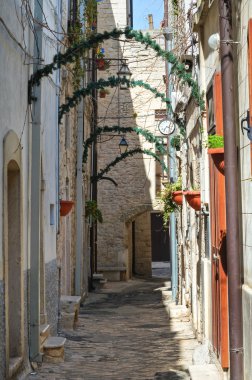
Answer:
xmin=184 ymin=191 xmax=201 ymax=211
xmin=208 ymin=148 xmax=225 ymax=175
xmin=99 ymin=90 xmax=106 ymax=98
xmin=96 ymin=58 xmax=105 ymax=70
xmin=60 ymin=200 xmax=74 ymax=216
xmin=172 ymin=191 xmax=183 ymax=205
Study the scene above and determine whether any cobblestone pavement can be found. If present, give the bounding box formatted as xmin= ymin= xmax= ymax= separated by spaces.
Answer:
xmin=26 ymin=277 xmax=199 ymax=380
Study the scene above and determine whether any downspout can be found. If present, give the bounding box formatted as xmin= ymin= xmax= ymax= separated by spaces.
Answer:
xmin=164 ymin=0 xmax=178 ymax=301
xmin=90 ymin=47 xmax=98 ymax=288
xmin=75 ymin=91 xmax=84 ymax=296
xmin=29 ymin=0 xmax=43 ymax=363
xmin=75 ymin=2 xmax=85 ymax=296
xmin=218 ymin=0 xmax=243 ymax=378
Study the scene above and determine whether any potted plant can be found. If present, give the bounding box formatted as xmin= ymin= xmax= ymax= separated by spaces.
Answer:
xmin=160 ymin=177 xmax=182 ymax=227
xmin=60 ymin=200 xmax=74 ymax=216
xmin=170 ymin=135 xmax=181 ymax=152
xmin=85 ymin=200 xmax=103 ymax=223
xmin=99 ymin=89 xmax=109 ymax=98
xmin=183 ymin=188 xmax=201 ymax=211
xmin=207 ymin=134 xmax=224 ymax=174
xmin=96 ymin=49 xmax=110 ymax=70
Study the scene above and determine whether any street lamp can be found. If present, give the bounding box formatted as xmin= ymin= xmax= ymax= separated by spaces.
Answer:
xmin=117 ymin=61 xmax=132 ymax=89
xmin=119 ymin=136 xmax=128 ymax=154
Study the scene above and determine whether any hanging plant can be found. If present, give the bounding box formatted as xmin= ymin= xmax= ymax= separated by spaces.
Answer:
xmin=170 ymin=135 xmax=181 ymax=151
xmin=99 ymin=88 xmax=109 ymax=98
xmin=160 ymin=177 xmax=182 ymax=228
xmin=85 ymin=200 xmax=103 ymax=223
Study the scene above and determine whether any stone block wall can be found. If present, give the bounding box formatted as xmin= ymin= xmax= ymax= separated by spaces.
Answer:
xmin=96 ymin=0 xmax=166 ymax=278
xmin=134 ymin=212 xmax=152 ymax=276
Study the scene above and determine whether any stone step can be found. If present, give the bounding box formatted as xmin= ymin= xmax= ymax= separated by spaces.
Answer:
xmin=189 ymin=364 xmax=223 ymax=380
xmin=43 ymin=336 xmax=66 ymax=363
xmin=60 ymin=295 xmax=82 ymax=331
xmin=39 ymin=324 xmax=50 ymax=346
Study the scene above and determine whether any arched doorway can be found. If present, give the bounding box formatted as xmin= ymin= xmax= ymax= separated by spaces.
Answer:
xmin=3 ymin=131 xmax=24 ymax=377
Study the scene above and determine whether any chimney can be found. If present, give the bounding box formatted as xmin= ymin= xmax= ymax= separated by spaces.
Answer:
xmin=148 ymin=14 xmax=154 ymax=30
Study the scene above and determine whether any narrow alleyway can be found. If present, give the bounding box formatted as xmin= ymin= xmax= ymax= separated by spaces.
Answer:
xmin=26 ymin=276 xmax=198 ymax=380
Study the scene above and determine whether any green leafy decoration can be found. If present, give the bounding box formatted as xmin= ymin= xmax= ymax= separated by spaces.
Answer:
xmin=170 ymin=134 xmax=181 ymax=151
xmin=92 ymin=148 xmax=168 ymax=183
xmin=59 ymin=76 xmax=171 ymax=121
xmin=82 ymin=125 xmax=167 ymax=163
xmin=29 ymin=27 xmax=205 ymax=110
xmin=85 ymin=200 xmax=103 ymax=223
xmin=160 ymin=177 xmax=182 ymax=228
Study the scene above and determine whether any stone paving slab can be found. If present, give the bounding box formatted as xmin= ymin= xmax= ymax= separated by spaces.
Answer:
xmin=25 ymin=277 xmax=199 ymax=380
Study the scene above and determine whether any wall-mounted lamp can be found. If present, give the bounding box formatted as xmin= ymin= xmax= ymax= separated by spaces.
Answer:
xmin=117 ymin=61 xmax=132 ymax=89
xmin=241 ymin=110 xmax=252 ymax=141
xmin=208 ymin=33 xmax=240 ymax=50
xmin=119 ymin=136 xmax=128 ymax=154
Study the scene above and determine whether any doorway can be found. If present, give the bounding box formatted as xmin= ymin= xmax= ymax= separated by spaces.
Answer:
xmin=151 ymin=212 xmax=170 ymax=278
xmin=6 ymin=160 xmax=23 ymax=367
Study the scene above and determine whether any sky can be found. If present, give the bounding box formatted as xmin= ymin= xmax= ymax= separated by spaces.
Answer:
xmin=133 ymin=0 xmax=164 ymax=30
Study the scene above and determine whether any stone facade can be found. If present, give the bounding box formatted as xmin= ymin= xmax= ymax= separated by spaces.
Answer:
xmin=96 ymin=0 xmax=166 ymax=280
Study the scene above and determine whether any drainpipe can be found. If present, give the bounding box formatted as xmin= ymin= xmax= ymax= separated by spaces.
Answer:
xmin=218 ymin=0 xmax=243 ymax=378
xmin=75 ymin=96 xmax=84 ymax=296
xmin=29 ymin=0 xmax=43 ymax=363
xmin=164 ymin=0 xmax=178 ymax=301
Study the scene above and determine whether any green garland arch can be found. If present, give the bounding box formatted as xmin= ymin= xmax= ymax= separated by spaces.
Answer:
xmin=29 ymin=27 xmax=205 ymax=110
xmin=83 ymin=125 xmax=168 ymax=163
xmin=92 ymin=148 xmax=167 ymax=183
xmin=59 ymin=76 xmax=171 ymax=122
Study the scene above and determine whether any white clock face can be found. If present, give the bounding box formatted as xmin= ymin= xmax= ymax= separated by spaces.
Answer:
xmin=158 ymin=119 xmax=175 ymax=135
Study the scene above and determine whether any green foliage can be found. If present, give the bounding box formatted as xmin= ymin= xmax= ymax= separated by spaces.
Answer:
xmin=206 ymin=134 xmax=224 ymax=149
xmin=84 ymin=0 xmax=97 ymax=31
xmin=92 ymin=148 xmax=168 ymax=183
xmin=29 ymin=28 xmax=205 ymax=111
xmin=59 ymin=76 xmax=171 ymax=122
xmin=82 ymin=125 xmax=167 ymax=164
xmin=160 ymin=177 xmax=182 ymax=228
xmin=85 ymin=200 xmax=103 ymax=223
xmin=170 ymin=135 xmax=181 ymax=151
xmin=172 ymin=0 xmax=179 ymax=16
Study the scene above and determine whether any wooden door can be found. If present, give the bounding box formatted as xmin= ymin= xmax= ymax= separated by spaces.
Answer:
xmin=151 ymin=212 xmax=170 ymax=262
xmin=208 ymin=73 xmax=229 ymax=369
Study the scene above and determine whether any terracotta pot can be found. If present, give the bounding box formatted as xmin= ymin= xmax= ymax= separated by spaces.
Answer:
xmin=184 ymin=191 xmax=201 ymax=211
xmin=60 ymin=200 xmax=74 ymax=216
xmin=99 ymin=91 xmax=106 ymax=98
xmin=172 ymin=190 xmax=183 ymax=205
xmin=208 ymin=147 xmax=225 ymax=174
xmin=96 ymin=58 xmax=105 ymax=70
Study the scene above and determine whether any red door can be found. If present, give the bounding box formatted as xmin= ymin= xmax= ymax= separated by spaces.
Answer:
xmin=208 ymin=73 xmax=229 ymax=369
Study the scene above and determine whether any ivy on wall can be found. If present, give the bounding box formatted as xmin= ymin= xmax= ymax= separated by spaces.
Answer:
xmin=29 ymin=27 xmax=205 ymax=110
xmin=59 ymin=76 xmax=171 ymax=121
